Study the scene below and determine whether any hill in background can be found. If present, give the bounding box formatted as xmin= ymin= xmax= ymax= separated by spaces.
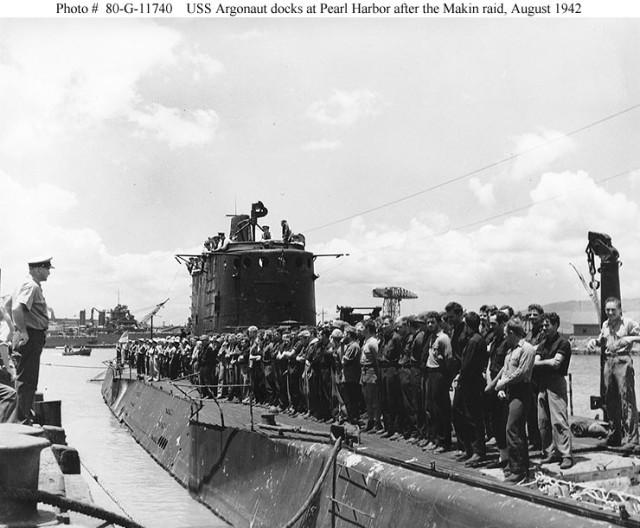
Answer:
xmin=542 ymin=297 xmax=640 ymax=335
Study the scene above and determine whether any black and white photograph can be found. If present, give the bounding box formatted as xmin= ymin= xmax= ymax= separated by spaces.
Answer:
xmin=1 ymin=11 xmax=640 ymax=528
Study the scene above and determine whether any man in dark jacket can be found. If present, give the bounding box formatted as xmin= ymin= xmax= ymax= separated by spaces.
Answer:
xmin=452 ymin=312 xmax=488 ymax=467
xmin=484 ymin=310 xmax=510 ymax=468
xmin=379 ymin=316 xmax=405 ymax=438
xmin=342 ymin=326 xmax=362 ymax=425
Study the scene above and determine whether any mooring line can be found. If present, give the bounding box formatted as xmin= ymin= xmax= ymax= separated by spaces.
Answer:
xmin=80 ymin=458 xmax=144 ymax=527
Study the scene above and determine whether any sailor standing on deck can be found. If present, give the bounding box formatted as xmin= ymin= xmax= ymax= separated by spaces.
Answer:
xmin=535 ymin=312 xmax=573 ymax=469
xmin=452 ymin=312 xmax=488 ymax=467
xmin=11 ymin=257 xmax=53 ymax=424
xmin=496 ymin=318 xmax=536 ymax=483
xmin=588 ymin=297 xmax=640 ymax=451
xmin=525 ymin=304 xmax=545 ymax=453
xmin=378 ymin=316 xmax=405 ymax=439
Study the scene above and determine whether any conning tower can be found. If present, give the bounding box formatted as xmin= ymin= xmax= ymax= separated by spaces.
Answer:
xmin=177 ymin=201 xmax=317 ymax=334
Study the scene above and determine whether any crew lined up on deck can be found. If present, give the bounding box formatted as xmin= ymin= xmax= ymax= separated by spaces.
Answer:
xmin=116 ymin=300 xmax=600 ymax=483
xmin=2 ymin=254 xmax=638 ymax=481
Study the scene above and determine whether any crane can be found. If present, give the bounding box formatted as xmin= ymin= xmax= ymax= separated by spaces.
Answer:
xmin=372 ymin=286 xmax=418 ymax=319
xmin=139 ymin=299 xmax=169 ymax=338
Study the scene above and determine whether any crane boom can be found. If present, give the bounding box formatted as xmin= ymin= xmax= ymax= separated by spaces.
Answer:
xmin=139 ymin=298 xmax=169 ymax=326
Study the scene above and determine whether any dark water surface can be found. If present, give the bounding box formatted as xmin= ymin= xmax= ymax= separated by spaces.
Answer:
xmin=39 ymin=347 xmax=227 ymax=528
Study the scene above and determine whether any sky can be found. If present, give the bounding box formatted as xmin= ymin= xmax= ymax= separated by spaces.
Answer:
xmin=1 ymin=17 xmax=639 ymax=326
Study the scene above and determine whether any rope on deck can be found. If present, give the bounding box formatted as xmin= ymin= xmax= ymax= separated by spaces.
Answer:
xmin=0 ymin=486 xmax=146 ymax=528
xmin=533 ymin=471 xmax=640 ymax=520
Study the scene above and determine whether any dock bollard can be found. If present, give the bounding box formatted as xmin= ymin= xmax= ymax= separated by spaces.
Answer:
xmin=0 ymin=431 xmax=51 ymax=518
xmin=42 ymin=424 xmax=67 ymax=445
xmin=0 ymin=423 xmax=46 ymax=437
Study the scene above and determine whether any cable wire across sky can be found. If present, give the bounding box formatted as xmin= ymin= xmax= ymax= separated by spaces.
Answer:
xmin=314 ymin=164 xmax=640 ymax=276
xmin=305 ymin=103 xmax=640 ymax=234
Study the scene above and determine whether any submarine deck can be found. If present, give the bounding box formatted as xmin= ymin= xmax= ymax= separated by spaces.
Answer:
xmin=120 ymin=370 xmax=640 ymax=526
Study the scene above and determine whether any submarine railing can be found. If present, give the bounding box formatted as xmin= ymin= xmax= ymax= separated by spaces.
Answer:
xmin=169 ymin=380 xmax=254 ymax=427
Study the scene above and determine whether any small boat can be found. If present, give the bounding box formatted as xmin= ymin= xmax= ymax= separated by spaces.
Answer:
xmin=62 ymin=345 xmax=92 ymax=356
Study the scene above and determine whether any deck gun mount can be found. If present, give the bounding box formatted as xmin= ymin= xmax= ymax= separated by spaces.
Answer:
xmin=586 ymin=231 xmax=622 ymax=416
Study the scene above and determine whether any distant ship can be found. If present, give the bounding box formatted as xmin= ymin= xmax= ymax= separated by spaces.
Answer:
xmin=46 ymin=301 xmax=170 ymax=348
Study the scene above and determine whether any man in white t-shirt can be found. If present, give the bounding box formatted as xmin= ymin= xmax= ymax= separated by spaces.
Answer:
xmin=588 ymin=297 xmax=640 ymax=451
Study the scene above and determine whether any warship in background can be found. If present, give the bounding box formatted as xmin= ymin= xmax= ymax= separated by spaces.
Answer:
xmin=47 ymin=300 xmax=170 ymax=348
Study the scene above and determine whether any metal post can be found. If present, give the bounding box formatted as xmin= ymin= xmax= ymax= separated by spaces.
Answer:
xmin=588 ymin=231 xmax=620 ymax=423
xmin=331 ymin=454 xmax=337 ymax=528
xmin=249 ymin=370 xmax=254 ymax=432
xmin=568 ymin=373 xmax=574 ymax=416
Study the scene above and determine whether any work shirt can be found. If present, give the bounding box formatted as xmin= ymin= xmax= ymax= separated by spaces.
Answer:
xmin=360 ymin=336 xmax=379 ymax=369
xmin=342 ymin=340 xmax=361 ymax=383
xmin=458 ymin=332 xmax=488 ymax=387
xmin=409 ymin=330 xmax=426 ymax=367
xmin=13 ymin=275 xmax=49 ymax=330
xmin=498 ymin=339 xmax=535 ymax=388
xmin=307 ymin=339 xmax=330 ymax=370
xmin=450 ymin=321 xmax=468 ymax=363
xmin=379 ymin=331 xmax=403 ymax=367
xmin=425 ymin=330 xmax=452 ymax=369
xmin=535 ymin=332 xmax=571 ymax=377
xmin=597 ymin=317 xmax=640 ymax=356
xmin=398 ymin=333 xmax=413 ymax=367
xmin=487 ymin=330 xmax=508 ymax=376
xmin=261 ymin=341 xmax=275 ymax=365
xmin=526 ymin=325 xmax=545 ymax=347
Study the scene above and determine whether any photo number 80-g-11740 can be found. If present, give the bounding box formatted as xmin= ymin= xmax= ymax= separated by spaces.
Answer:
xmin=105 ymin=2 xmax=173 ymax=13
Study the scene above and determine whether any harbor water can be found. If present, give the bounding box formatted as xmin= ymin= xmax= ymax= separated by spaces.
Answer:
xmin=38 ymin=347 xmax=228 ymax=528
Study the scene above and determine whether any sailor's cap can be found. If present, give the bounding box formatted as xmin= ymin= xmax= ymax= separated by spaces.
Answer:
xmin=330 ymin=329 xmax=343 ymax=340
xmin=298 ymin=330 xmax=311 ymax=338
xmin=28 ymin=256 xmax=54 ymax=268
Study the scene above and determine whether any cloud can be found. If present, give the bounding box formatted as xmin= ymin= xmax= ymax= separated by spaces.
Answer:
xmin=312 ymin=169 xmax=640 ymax=315
xmin=507 ymin=127 xmax=576 ymax=181
xmin=628 ymin=169 xmax=640 ymax=196
xmin=180 ymin=46 xmax=224 ymax=79
xmin=468 ymin=177 xmax=495 ymax=207
xmin=302 ymin=139 xmax=342 ymax=151
xmin=227 ymin=29 xmax=267 ymax=40
xmin=306 ymin=89 xmax=383 ymax=126
xmin=129 ymin=105 xmax=220 ymax=148
xmin=0 ymin=170 xmax=192 ymax=325
xmin=0 ymin=20 xmax=221 ymax=155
